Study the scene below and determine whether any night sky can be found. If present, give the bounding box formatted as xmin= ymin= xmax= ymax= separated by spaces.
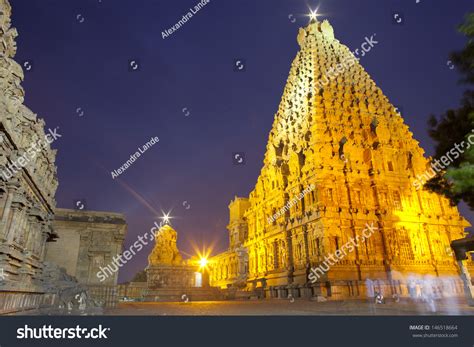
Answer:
xmin=9 ymin=0 xmax=474 ymax=283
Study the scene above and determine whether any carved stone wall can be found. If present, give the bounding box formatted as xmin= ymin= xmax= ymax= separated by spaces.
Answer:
xmin=46 ymin=208 xmax=127 ymax=286
xmin=209 ymin=197 xmax=249 ymax=288
xmin=209 ymin=19 xmax=472 ymax=298
xmin=117 ymin=281 xmax=148 ymax=299
xmin=209 ymin=247 xmax=248 ymax=289
xmin=0 ymin=0 xmax=63 ymax=314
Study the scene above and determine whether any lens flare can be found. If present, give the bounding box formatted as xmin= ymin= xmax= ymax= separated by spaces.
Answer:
xmin=199 ymin=257 xmax=208 ymax=268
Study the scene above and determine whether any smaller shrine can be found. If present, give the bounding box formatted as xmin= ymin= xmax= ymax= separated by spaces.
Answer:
xmin=145 ymin=224 xmax=219 ymax=301
xmin=147 ymin=224 xmax=199 ymax=288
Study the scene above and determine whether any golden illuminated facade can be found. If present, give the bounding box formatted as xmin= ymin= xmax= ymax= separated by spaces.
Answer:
xmin=209 ymin=19 xmax=473 ymax=299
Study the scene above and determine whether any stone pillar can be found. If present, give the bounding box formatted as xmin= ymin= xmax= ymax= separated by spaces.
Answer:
xmin=303 ymin=224 xmax=310 ymax=264
xmin=377 ymin=221 xmax=393 ymax=293
xmin=201 ymin=268 xmax=210 ymax=288
xmin=423 ymin=223 xmax=439 ymax=276
xmin=24 ymin=215 xmax=37 ymax=254
xmin=38 ymin=226 xmax=50 ymax=262
xmin=5 ymin=202 xmax=22 ymax=245
xmin=21 ymin=213 xmax=33 ymax=252
xmin=272 ymin=240 xmax=278 ymax=269
xmin=0 ymin=182 xmax=18 ymax=239
xmin=14 ymin=208 xmax=28 ymax=248
xmin=236 ymin=246 xmax=248 ymax=279
xmin=286 ymin=229 xmax=294 ymax=283
xmin=31 ymin=222 xmax=41 ymax=258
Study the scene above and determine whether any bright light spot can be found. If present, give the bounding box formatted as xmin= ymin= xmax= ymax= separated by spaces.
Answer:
xmin=199 ymin=257 xmax=208 ymax=268
xmin=307 ymin=6 xmax=322 ymax=22
xmin=191 ymin=244 xmax=213 ymax=270
xmin=160 ymin=211 xmax=172 ymax=224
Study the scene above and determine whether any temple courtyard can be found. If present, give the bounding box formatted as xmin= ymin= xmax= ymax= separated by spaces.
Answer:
xmin=105 ymin=299 xmax=474 ymax=316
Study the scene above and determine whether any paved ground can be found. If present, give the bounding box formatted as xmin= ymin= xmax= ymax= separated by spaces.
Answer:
xmin=105 ymin=298 xmax=474 ymax=316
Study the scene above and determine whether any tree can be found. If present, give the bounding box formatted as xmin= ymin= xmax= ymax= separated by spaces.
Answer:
xmin=426 ymin=13 xmax=474 ymax=209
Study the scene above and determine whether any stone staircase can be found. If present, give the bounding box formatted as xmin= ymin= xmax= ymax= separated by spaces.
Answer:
xmin=144 ymin=286 xmax=224 ymax=302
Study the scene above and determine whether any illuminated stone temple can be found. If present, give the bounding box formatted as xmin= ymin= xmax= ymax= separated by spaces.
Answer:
xmin=208 ymin=18 xmax=473 ymax=300
xmin=146 ymin=224 xmax=221 ymax=301
xmin=147 ymin=224 xmax=195 ymax=288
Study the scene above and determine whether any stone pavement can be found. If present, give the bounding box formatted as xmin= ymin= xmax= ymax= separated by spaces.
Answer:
xmin=105 ymin=298 xmax=474 ymax=316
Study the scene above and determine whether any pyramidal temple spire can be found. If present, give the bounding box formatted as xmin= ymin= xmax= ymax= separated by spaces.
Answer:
xmin=233 ymin=14 xmax=469 ymax=289
xmin=205 ymin=9 xmax=471 ymax=297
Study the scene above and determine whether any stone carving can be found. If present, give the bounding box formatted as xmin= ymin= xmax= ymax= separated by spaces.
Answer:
xmin=320 ymin=20 xmax=334 ymax=41
xmin=46 ymin=208 xmax=127 ymax=288
xmin=0 ymin=0 xmax=58 ymax=203
xmin=145 ymin=225 xmax=213 ymax=297
xmin=40 ymin=262 xmax=102 ymax=315
xmin=148 ymin=225 xmax=183 ymax=266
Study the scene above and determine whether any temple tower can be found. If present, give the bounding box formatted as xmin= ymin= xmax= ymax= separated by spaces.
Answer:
xmin=210 ymin=19 xmax=471 ymax=298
